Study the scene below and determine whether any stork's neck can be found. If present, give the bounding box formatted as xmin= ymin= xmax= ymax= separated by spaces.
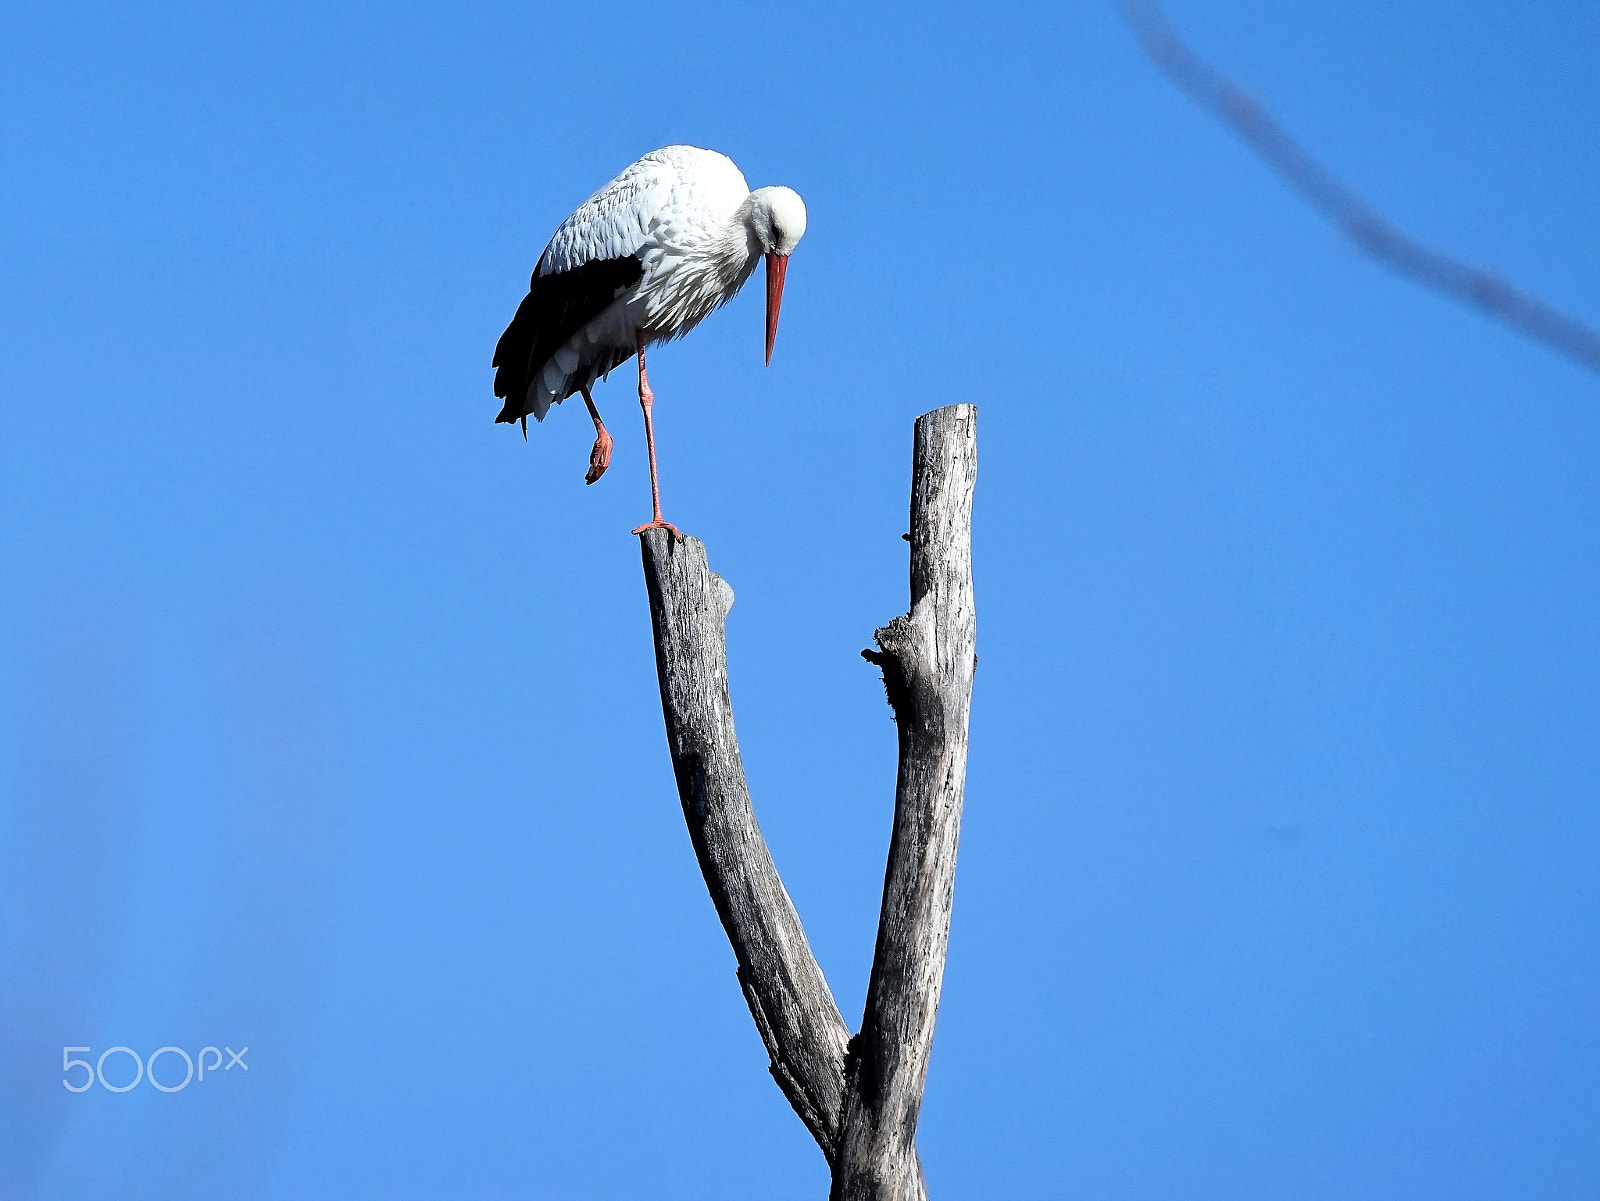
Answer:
xmin=723 ymin=193 xmax=766 ymax=264
xmin=696 ymin=194 xmax=765 ymax=296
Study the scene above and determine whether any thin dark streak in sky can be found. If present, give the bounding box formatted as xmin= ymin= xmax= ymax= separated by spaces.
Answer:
xmin=1119 ymin=0 xmax=1600 ymax=375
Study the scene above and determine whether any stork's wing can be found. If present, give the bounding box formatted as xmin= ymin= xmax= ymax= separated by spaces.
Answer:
xmin=492 ymin=155 xmax=677 ymax=423
xmin=537 ymin=154 xmax=677 ymax=276
xmin=492 ymin=253 xmax=643 ymax=424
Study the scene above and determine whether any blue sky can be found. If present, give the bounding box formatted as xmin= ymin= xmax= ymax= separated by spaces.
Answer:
xmin=2 ymin=1 xmax=1598 ymax=1197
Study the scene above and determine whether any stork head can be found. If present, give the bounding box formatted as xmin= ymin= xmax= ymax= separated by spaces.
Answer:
xmin=744 ymin=186 xmax=807 ymax=364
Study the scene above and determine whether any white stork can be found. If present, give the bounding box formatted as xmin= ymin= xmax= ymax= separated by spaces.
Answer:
xmin=493 ymin=145 xmax=808 ymax=536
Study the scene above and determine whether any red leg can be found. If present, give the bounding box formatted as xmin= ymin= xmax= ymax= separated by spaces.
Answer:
xmin=580 ymin=384 xmax=613 ymax=485
xmin=631 ymin=332 xmax=681 ymax=538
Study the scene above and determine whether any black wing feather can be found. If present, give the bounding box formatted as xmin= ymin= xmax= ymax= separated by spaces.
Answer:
xmin=491 ymin=253 xmax=644 ymax=424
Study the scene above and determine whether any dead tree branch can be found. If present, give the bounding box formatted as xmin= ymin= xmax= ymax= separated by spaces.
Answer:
xmin=1119 ymin=0 xmax=1600 ymax=375
xmin=639 ymin=530 xmax=853 ymax=1153
xmin=637 ymin=404 xmax=976 ymax=1198
xmin=833 ymin=405 xmax=978 ymax=1201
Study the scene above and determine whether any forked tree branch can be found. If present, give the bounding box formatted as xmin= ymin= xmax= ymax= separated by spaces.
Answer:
xmin=1119 ymin=0 xmax=1600 ymax=374
xmin=638 ymin=405 xmax=976 ymax=1199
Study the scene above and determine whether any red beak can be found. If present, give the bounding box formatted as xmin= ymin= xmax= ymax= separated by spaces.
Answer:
xmin=765 ymin=252 xmax=787 ymax=365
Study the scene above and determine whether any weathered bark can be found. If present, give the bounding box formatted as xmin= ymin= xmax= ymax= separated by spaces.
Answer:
xmin=636 ymin=404 xmax=975 ymax=1198
xmin=833 ymin=404 xmax=978 ymax=1201
xmin=638 ymin=530 xmax=852 ymax=1153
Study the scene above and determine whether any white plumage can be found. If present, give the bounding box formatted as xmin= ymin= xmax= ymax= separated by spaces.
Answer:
xmin=492 ymin=145 xmax=807 ymax=534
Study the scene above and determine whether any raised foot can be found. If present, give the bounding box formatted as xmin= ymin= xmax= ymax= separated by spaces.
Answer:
xmin=632 ymin=519 xmax=683 ymax=539
xmin=585 ymin=430 xmax=613 ymax=485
